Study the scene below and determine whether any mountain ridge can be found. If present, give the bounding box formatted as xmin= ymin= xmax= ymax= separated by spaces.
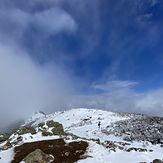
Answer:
xmin=0 ymin=108 xmax=163 ymax=163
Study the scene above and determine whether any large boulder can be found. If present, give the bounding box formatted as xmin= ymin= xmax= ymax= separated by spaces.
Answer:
xmin=23 ymin=149 xmax=54 ymax=163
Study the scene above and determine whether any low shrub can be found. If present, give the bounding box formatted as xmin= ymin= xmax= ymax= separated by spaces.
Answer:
xmin=51 ymin=126 xmax=64 ymax=135
xmin=46 ymin=120 xmax=60 ymax=128
xmin=17 ymin=126 xmax=36 ymax=135
xmin=40 ymin=121 xmax=65 ymax=136
xmin=38 ymin=123 xmax=45 ymax=128
xmin=42 ymin=131 xmax=53 ymax=136
xmin=0 ymin=133 xmax=10 ymax=142
xmin=46 ymin=120 xmax=65 ymax=135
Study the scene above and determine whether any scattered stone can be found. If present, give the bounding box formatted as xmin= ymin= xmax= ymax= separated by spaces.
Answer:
xmin=12 ymin=136 xmax=23 ymax=146
xmin=64 ymin=151 xmax=70 ymax=157
xmin=1 ymin=141 xmax=12 ymax=150
xmin=118 ymin=146 xmax=124 ymax=150
xmin=153 ymin=159 xmax=163 ymax=163
xmin=104 ymin=140 xmax=117 ymax=149
xmin=102 ymin=140 xmax=128 ymax=152
xmin=75 ymin=150 xmax=84 ymax=154
xmin=118 ymin=142 xmax=131 ymax=146
xmin=138 ymin=148 xmax=147 ymax=152
xmin=126 ymin=147 xmax=147 ymax=152
xmin=126 ymin=147 xmax=138 ymax=152
xmin=79 ymin=155 xmax=92 ymax=159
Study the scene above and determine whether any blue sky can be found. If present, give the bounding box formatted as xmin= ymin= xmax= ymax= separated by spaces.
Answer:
xmin=22 ymin=0 xmax=163 ymax=91
xmin=0 ymin=0 xmax=163 ymax=127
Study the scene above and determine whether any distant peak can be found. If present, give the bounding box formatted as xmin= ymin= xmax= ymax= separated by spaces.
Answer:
xmin=23 ymin=111 xmax=46 ymax=126
xmin=34 ymin=111 xmax=45 ymax=115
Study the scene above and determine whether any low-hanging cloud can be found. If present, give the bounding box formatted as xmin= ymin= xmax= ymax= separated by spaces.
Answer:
xmin=0 ymin=1 xmax=78 ymax=130
xmin=0 ymin=43 xmax=74 ymax=129
xmin=68 ymin=80 xmax=163 ymax=117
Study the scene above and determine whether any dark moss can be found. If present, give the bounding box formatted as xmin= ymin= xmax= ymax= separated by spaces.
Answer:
xmin=12 ymin=128 xmax=19 ymax=135
xmin=51 ymin=126 xmax=65 ymax=135
xmin=0 ymin=133 xmax=10 ymax=142
xmin=17 ymin=126 xmax=36 ymax=135
xmin=46 ymin=121 xmax=65 ymax=136
xmin=38 ymin=123 xmax=45 ymax=128
xmin=42 ymin=131 xmax=53 ymax=136
xmin=46 ymin=120 xmax=60 ymax=128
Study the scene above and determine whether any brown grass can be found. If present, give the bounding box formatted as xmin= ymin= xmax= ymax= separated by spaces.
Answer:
xmin=11 ymin=138 xmax=88 ymax=163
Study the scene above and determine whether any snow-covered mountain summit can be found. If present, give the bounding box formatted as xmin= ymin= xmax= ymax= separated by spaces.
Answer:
xmin=24 ymin=108 xmax=138 ymax=129
xmin=0 ymin=108 xmax=163 ymax=163
xmin=23 ymin=111 xmax=46 ymax=126
xmin=24 ymin=108 xmax=163 ymax=143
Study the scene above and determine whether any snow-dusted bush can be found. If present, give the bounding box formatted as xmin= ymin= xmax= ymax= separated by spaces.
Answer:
xmin=104 ymin=115 xmax=163 ymax=143
xmin=17 ymin=126 xmax=36 ymax=135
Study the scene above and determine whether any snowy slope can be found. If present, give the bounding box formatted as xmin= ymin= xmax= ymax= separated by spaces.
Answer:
xmin=0 ymin=108 xmax=163 ymax=163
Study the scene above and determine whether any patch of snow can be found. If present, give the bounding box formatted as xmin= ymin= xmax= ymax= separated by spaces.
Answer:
xmin=0 ymin=148 xmax=14 ymax=163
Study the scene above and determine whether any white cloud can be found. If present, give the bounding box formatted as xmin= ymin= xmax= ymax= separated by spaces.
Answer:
xmin=9 ymin=8 xmax=31 ymax=28
xmin=0 ymin=8 xmax=31 ymax=41
xmin=68 ymin=80 xmax=163 ymax=117
xmin=0 ymin=8 xmax=30 ymax=28
xmin=33 ymin=7 xmax=77 ymax=35
xmin=136 ymin=89 xmax=163 ymax=115
xmin=0 ymin=3 xmax=78 ymax=130
xmin=151 ymin=0 xmax=158 ymax=6
xmin=135 ymin=13 xmax=153 ymax=29
xmin=69 ymin=89 xmax=163 ymax=117
xmin=0 ymin=6 xmax=77 ymax=42
xmin=92 ymin=80 xmax=138 ymax=91
xmin=0 ymin=43 xmax=73 ymax=128
xmin=131 ymin=0 xmax=158 ymax=10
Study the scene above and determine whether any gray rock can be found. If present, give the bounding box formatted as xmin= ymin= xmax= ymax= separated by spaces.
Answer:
xmin=23 ymin=149 xmax=54 ymax=163
xmin=153 ymin=159 xmax=163 ymax=163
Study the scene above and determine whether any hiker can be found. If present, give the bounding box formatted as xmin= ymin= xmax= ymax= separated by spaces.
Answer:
xmin=98 ymin=121 xmax=101 ymax=129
